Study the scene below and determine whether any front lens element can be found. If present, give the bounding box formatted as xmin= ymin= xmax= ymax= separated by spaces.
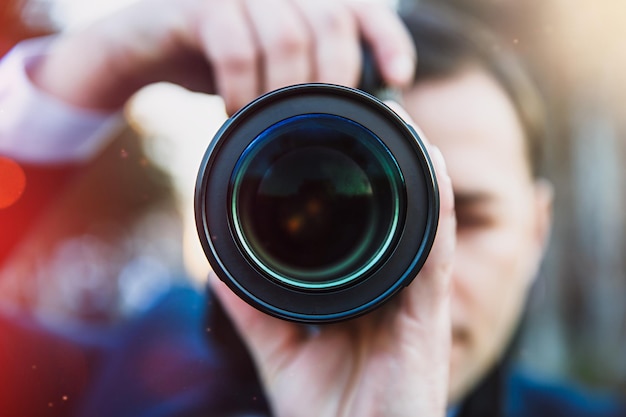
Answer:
xmin=230 ymin=114 xmax=405 ymax=289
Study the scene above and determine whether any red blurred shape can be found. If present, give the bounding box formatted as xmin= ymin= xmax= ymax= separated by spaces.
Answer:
xmin=0 ymin=156 xmax=27 ymax=209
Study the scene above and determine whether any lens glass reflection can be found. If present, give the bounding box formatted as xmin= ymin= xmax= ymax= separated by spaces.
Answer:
xmin=231 ymin=114 xmax=404 ymax=289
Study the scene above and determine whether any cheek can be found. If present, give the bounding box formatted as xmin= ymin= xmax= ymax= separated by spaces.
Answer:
xmin=447 ymin=207 xmax=539 ymax=402
xmin=452 ymin=224 xmax=535 ymax=342
xmin=458 ymin=206 xmax=537 ymax=285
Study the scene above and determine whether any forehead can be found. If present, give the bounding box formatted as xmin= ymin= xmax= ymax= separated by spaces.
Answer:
xmin=402 ymin=68 xmax=531 ymax=192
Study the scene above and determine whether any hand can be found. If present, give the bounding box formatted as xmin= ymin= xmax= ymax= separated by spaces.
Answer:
xmin=209 ymin=103 xmax=456 ymax=417
xmin=32 ymin=0 xmax=416 ymax=114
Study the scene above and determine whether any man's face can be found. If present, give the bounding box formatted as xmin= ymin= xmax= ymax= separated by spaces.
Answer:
xmin=402 ymin=68 xmax=552 ymax=403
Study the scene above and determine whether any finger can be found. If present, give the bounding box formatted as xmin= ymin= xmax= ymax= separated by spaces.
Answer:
xmin=196 ymin=0 xmax=260 ymax=114
xmin=418 ymin=145 xmax=456 ymax=298
xmin=244 ymin=0 xmax=313 ymax=92
xmin=385 ymin=101 xmax=455 ymax=316
xmin=292 ymin=0 xmax=360 ymax=86
xmin=207 ymin=272 xmax=305 ymax=365
xmin=346 ymin=1 xmax=416 ymax=88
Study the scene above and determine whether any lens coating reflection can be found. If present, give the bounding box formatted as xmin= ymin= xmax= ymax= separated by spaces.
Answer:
xmin=231 ymin=114 xmax=405 ymax=289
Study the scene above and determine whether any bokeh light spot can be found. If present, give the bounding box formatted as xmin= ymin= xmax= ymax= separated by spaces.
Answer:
xmin=0 ymin=156 xmax=27 ymax=209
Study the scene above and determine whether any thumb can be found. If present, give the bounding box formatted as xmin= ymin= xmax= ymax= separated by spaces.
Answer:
xmin=384 ymin=100 xmax=456 ymax=318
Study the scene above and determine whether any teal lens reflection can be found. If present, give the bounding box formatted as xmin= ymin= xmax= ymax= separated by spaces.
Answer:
xmin=230 ymin=114 xmax=405 ymax=289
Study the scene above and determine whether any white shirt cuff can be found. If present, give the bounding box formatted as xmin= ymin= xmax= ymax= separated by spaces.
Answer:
xmin=0 ymin=37 xmax=125 ymax=164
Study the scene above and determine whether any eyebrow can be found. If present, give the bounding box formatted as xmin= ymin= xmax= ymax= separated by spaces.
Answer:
xmin=453 ymin=191 xmax=497 ymax=207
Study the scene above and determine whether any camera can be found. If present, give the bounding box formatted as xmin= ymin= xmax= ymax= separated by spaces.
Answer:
xmin=195 ymin=83 xmax=438 ymax=323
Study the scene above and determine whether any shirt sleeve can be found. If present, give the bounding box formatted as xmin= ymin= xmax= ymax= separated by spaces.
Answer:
xmin=0 ymin=36 xmax=125 ymax=164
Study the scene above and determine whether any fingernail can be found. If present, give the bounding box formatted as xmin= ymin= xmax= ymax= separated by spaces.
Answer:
xmin=389 ymin=55 xmax=415 ymax=84
xmin=430 ymin=145 xmax=448 ymax=174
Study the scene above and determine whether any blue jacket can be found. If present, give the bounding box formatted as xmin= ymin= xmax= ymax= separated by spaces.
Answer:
xmin=1 ymin=283 xmax=624 ymax=416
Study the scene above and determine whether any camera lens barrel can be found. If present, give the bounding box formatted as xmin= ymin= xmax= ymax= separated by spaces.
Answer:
xmin=195 ymin=84 xmax=438 ymax=323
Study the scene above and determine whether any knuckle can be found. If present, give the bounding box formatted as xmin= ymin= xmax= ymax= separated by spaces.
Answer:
xmin=219 ymin=48 xmax=258 ymax=73
xmin=319 ymin=4 xmax=354 ymax=35
xmin=270 ymin=26 xmax=310 ymax=58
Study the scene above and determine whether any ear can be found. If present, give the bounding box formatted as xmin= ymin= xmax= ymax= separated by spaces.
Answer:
xmin=532 ymin=178 xmax=554 ymax=260
xmin=523 ymin=178 xmax=553 ymax=286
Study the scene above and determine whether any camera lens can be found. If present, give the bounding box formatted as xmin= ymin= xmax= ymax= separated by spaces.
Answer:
xmin=196 ymin=84 xmax=438 ymax=323
xmin=231 ymin=114 xmax=404 ymax=289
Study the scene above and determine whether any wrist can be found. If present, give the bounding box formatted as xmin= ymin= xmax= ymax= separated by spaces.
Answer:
xmin=0 ymin=37 xmax=124 ymax=163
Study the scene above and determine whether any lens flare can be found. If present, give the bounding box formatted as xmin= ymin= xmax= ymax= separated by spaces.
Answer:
xmin=0 ymin=156 xmax=27 ymax=209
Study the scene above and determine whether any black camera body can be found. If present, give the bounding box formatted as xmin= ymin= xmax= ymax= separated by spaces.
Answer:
xmin=195 ymin=83 xmax=438 ymax=323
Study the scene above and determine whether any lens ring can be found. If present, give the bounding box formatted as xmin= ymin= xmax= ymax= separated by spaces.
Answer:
xmin=195 ymin=84 xmax=439 ymax=323
xmin=230 ymin=114 xmax=405 ymax=290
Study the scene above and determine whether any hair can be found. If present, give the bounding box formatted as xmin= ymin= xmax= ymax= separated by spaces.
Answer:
xmin=400 ymin=4 xmax=547 ymax=178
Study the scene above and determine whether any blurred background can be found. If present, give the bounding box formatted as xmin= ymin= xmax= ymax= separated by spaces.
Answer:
xmin=1 ymin=0 xmax=625 ymax=398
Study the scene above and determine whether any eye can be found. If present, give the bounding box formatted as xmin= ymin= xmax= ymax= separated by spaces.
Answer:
xmin=455 ymin=207 xmax=496 ymax=231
